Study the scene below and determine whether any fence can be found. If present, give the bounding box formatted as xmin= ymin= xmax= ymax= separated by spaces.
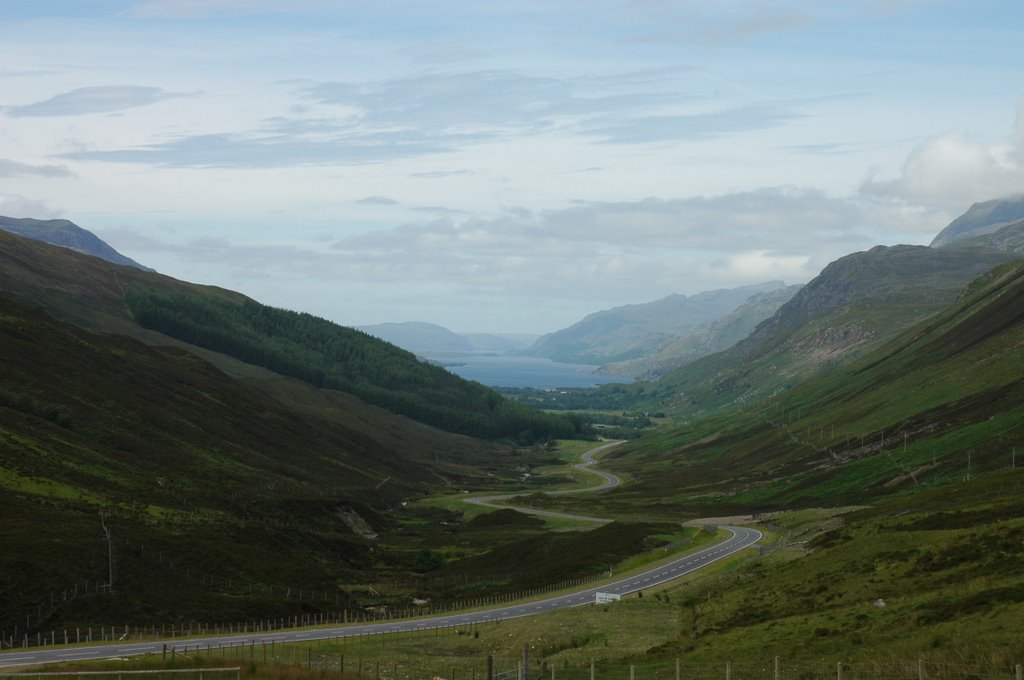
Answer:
xmin=0 ymin=669 xmax=240 ymax=680
xmin=153 ymin=639 xmax=1023 ymax=680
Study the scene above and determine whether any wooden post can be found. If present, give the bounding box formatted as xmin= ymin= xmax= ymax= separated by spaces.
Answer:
xmin=488 ymin=655 xmax=494 ymax=680
xmin=590 ymin=660 xmax=595 ymax=680
xmin=774 ymin=657 xmax=780 ymax=680
xmin=918 ymin=659 xmax=924 ymax=680
xmin=726 ymin=661 xmax=731 ymax=680
xmin=837 ymin=662 xmax=842 ymax=680
xmin=630 ymin=665 xmax=635 ymax=680
xmin=1014 ymin=664 xmax=1021 ymax=680
xmin=676 ymin=658 xmax=680 ymax=680
xmin=523 ymin=644 xmax=529 ymax=680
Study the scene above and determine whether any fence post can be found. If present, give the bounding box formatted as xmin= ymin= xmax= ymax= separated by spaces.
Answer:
xmin=726 ymin=661 xmax=731 ymax=680
xmin=1015 ymin=664 xmax=1022 ymax=680
xmin=918 ymin=659 xmax=924 ymax=680
xmin=775 ymin=657 xmax=780 ymax=680
xmin=590 ymin=660 xmax=595 ymax=680
xmin=837 ymin=662 xmax=842 ymax=680
xmin=676 ymin=658 xmax=680 ymax=680
xmin=523 ymin=644 xmax=529 ymax=680
xmin=488 ymin=655 xmax=494 ymax=680
xmin=630 ymin=665 xmax=635 ymax=680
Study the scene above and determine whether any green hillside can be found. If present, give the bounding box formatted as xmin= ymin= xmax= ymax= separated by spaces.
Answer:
xmin=568 ymin=257 xmax=1024 ymax=515
xmin=0 ymin=229 xmax=583 ymax=443
xmin=515 ymin=244 xmax=1017 ymax=421
xmin=0 ymin=290 xmax=615 ymax=633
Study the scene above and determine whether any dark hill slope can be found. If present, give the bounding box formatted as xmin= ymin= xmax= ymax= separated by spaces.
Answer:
xmin=0 ymin=292 xmax=441 ymax=627
xmin=0 ymin=215 xmax=152 ymax=270
xmin=0 ymin=229 xmax=580 ymax=442
xmin=595 ymin=259 xmax=1024 ymax=512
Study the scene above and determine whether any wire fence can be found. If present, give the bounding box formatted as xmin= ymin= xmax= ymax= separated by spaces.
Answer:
xmin=0 ymin=669 xmax=240 ymax=680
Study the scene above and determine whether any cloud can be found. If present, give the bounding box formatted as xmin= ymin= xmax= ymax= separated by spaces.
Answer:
xmin=0 ymin=158 xmax=74 ymax=178
xmin=62 ymin=130 xmax=457 ymax=168
xmin=125 ymin=0 xmax=333 ymax=19
xmin=0 ymin=193 xmax=64 ymax=219
xmin=56 ymin=69 xmax=802 ymax=168
xmin=5 ymin=86 xmax=185 ymax=117
xmin=325 ymin=187 xmax=871 ymax=301
xmin=621 ymin=3 xmax=816 ymax=45
xmin=589 ymin=104 xmax=798 ymax=144
xmin=357 ymin=196 xmax=400 ymax=205
xmin=860 ymin=109 xmax=1024 ymax=222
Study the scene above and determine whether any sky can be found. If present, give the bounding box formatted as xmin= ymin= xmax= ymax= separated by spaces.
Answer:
xmin=1 ymin=1 xmax=1023 ymax=334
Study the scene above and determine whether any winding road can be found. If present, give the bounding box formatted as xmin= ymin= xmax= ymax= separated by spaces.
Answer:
xmin=463 ymin=439 xmax=623 ymax=524
xmin=0 ymin=443 xmax=762 ymax=669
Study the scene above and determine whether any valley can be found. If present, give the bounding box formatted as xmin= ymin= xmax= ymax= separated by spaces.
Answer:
xmin=0 ymin=443 xmax=761 ymax=669
xmin=2 ymin=201 xmax=1024 ymax=673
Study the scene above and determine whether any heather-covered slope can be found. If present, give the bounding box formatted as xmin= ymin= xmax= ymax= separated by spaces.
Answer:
xmin=530 ymin=244 xmax=1016 ymax=419
xmin=594 ymin=258 xmax=1024 ymax=510
xmin=0 ymin=229 xmax=582 ymax=442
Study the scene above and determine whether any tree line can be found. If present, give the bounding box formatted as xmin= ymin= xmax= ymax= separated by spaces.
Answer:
xmin=125 ymin=287 xmax=587 ymax=442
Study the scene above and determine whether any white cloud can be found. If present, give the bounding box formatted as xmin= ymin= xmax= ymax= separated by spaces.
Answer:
xmin=0 ymin=193 xmax=64 ymax=218
xmin=861 ymin=109 xmax=1024 ymax=217
xmin=5 ymin=86 xmax=187 ymax=117
xmin=0 ymin=158 xmax=74 ymax=178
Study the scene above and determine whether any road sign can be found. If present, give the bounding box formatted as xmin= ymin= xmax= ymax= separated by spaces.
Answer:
xmin=595 ymin=592 xmax=621 ymax=604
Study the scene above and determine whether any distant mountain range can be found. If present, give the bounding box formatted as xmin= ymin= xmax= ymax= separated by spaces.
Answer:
xmin=0 ymin=215 xmax=153 ymax=271
xmin=359 ymin=321 xmax=538 ymax=354
xmin=520 ymin=198 xmax=1024 ymax=418
xmin=527 ymin=281 xmax=791 ymax=367
xmin=596 ymin=284 xmax=803 ymax=378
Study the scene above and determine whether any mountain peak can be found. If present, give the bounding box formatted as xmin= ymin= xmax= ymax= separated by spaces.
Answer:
xmin=0 ymin=215 xmax=152 ymax=271
xmin=930 ymin=195 xmax=1024 ymax=247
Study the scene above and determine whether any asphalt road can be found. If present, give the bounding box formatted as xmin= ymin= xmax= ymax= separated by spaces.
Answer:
xmin=463 ymin=439 xmax=622 ymax=523
xmin=0 ymin=444 xmax=762 ymax=669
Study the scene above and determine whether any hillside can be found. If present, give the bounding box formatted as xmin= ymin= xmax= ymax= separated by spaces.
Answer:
xmin=527 ymin=281 xmax=787 ymax=365
xmin=597 ymin=284 xmax=802 ymax=378
xmin=359 ymin=321 xmax=474 ymax=353
xmin=0 ymin=291 xmax=485 ymax=629
xmin=523 ymin=244 xmax=1017 ymax=420
xmin=0 ymin=229 xmax=581 ymax=442
xmin=0 ymin=215 xmax=152 ymax=271
xmin=942 ymin=217 xmax=1024 ymax=254
xmin=930 ymin=194 xmax=1024 ymax=246
xmin=585 ymin=257 xmax=1024 ymax=511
